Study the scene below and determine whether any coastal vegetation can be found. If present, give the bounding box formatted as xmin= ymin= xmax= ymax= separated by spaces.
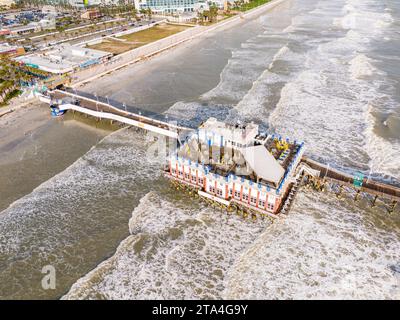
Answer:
xmin=198 ymin=0 xmax=271 ymax=25
xmin=198 ymin=5 xmax=219 ymax=24
xmin=232 ymin=0 xmax=271 ymax=12
xmin=88 ymin=23 xmax=190 ymax=55
xmin=0 ymin=57 xmax=34 ymax=106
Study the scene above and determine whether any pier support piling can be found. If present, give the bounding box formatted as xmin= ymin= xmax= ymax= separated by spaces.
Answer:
xmin=371 ymin=195 xmax=378 ymax=207
xmin=354 ymin=189 xmax=361 ymax=202
xmin=336 ymin=185 xmax=344 ymax=199
xmin=387 ymin=201 xmax=397 ymax=214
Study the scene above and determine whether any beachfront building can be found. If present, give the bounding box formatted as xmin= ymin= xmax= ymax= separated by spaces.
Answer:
xmin=165 ymin=118 xmax=305 ymax=215
xmin=137 ymin=0 xmax=198 ymax=14
xmin=135 ymin=0 xmax=227 ymax=16
xmin=8 ymin=23 xmax=41 ymax=35
xmin=14 ymin=44 xmax=112 ymax=75
xmin=0 ymin=43 xmax=25 ymax=56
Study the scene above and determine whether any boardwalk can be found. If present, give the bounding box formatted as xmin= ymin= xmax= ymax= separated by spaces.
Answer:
xmin=49 ymin=89 xmax=192 ymax=139
xmin=41 ymin=90 xmax=400 ymax=207
xmin=303 ymin=157 xmax=400 ymax=202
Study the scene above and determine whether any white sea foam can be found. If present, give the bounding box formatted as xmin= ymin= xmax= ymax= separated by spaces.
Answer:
xmin=335 ymin=1 xmax=393 ymax=34
xmin=364 ymin=107 xmax=400 ymax=180
xmin=200 ymin=47 xmax=270 ymax=103
xmin=64 ymin=192 xmax=270 ymax=299
xmin=64 ymin=189 xmax=400 ymax=300
xmin=63 ymin=0 xmax=400 ymax=300
xmin=268 ymin=62 xmax=371 ymax=168
xmin=201 ymin=31 xmax=290 ymax=104
xmin=225 ymin=190 xmax=400 ymax=299
xmin=348 ymin=54 xmax=376 ymax=79
xmin=345 ymin=30 xmax=370 ymax=44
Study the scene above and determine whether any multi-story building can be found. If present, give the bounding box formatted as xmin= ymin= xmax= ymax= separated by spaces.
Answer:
xmin=14 ymin=44 xmax=112 ymax=74
xmin=137 ymin=0 xmax=198 ymax=14
xmin=164 ymin=118 xmax=305 ymax=216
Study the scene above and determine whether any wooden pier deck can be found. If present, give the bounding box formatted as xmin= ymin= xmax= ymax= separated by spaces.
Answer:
xmin=302 ymin=157 xmax=400 ymax=202
xmin=48 ymin=89 xmax=192 ymax=139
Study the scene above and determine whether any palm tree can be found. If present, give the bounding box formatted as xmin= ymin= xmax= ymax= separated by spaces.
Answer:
xmin=209 ymin=4 xmax=218 ymax=23
xmin=147 ymin=8 xmax=152 ymax=20
xmin=140 ymin=8 xmax=147 ymax=17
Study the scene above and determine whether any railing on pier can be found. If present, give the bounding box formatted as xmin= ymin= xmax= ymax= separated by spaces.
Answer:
xmin=302 ymin=156 xmax=400 ymax=202
xmin=48 ymin=89 xmax=193 ymax=140
xmin=39 ymin=89 xmax=399 ymax=210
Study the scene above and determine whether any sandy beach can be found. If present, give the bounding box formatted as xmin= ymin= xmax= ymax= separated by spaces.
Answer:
xmin=0 ymin=103 xmax=111 ymax=212
xmin=0 ymin=103 xmax=49 ymax=158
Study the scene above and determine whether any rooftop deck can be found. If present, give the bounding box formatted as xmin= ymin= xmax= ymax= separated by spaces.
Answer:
xmin=176 ymin=133 xmax=302 ymax=188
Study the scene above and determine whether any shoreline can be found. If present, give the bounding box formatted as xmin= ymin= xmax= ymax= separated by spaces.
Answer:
xmin=71 ymin=0 xmax=288 ymax=88
xmin=0 ymin=0 xmax=288 ymax=119
xmin=0 ymin=102 xmax=112 ymax=212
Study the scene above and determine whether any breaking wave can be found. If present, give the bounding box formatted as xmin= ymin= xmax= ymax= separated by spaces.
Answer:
xmin=364 ymin=108 xmax=400 ymax=181
xmin=63 ymin=192 xmax=270 ymax=299
xmin=0 ymin=128 xmax=164 ymax=299
xmin=225 ymin=190 xmax=400 ymax=299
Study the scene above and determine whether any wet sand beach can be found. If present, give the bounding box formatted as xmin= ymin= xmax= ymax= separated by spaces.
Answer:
xmin=0 ymin=103 xmax=111 ymax=212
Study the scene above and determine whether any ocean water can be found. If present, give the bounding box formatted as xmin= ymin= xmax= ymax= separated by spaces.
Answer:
xmin=1 ymin=0 xmax=400 ymax=299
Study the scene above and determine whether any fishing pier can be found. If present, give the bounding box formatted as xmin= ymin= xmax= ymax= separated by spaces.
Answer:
xmin=38 ymin=90 xmax=400 ymax=216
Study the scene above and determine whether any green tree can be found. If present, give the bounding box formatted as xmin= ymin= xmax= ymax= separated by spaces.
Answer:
xmin=147 ymin=8 xmax=153 ymax=20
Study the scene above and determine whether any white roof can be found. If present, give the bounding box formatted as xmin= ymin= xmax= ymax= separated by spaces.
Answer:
xmin=199 ymin=117 xmax=259 ymax=147
xmin=14 ymin=44 xmax=111 ymax=74
xmin=240 ymin=145 xmax=285 ymax=185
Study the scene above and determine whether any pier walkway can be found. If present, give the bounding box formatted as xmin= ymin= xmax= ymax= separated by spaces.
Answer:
xmin=302 ymin=157 xmax=400 ymax=203
xmin=39 ymin=89 xmax=399 ymax=208
xmin=42 ymin=89 xmax=192 ymax=139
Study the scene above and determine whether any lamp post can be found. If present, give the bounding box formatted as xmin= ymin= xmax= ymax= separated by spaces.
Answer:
xmin=94 ymin=93 xmax=99 ymax=112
